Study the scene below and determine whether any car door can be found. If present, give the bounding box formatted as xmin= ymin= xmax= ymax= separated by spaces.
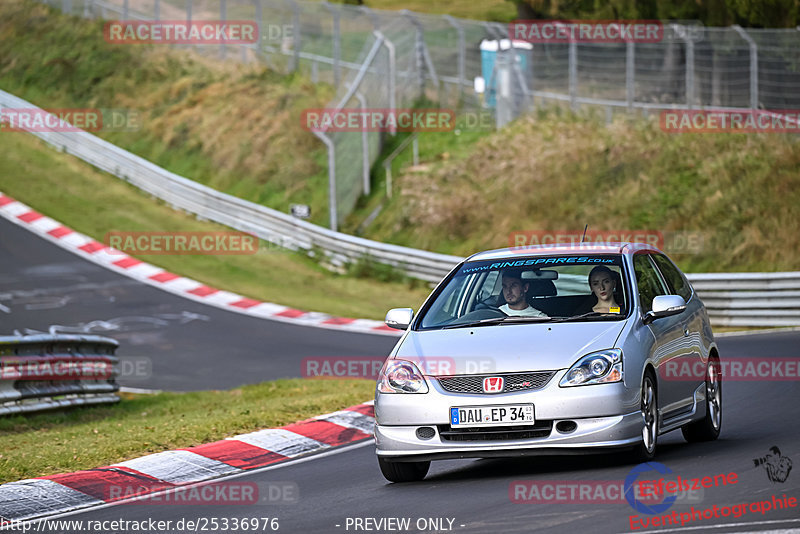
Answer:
xmin=650 ymin=253 xmax=706 ymax=403
xmin=633 ymin=252 xmax=693 ymax=421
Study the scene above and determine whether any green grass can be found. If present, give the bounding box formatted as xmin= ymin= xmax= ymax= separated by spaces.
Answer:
xmin=0 ymin=133 xmax=432 ymax=319
xmin=0 ymin=0 xmax=338 ymax=229
xmin=0 ymin=378 xmax=374 ymax=484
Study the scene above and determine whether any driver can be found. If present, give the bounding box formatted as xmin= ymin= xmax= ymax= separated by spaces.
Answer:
xmin=500 ymin=269 xmax=548 ymax=317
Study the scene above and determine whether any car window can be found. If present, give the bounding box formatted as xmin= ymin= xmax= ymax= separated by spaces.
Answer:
xmin=416 ymin=255 xmax=629 ymax=329
xmin=651 ymin=253 xmax=692 ymax=302
xmin=633 ymin=254 xmax=667 ymax=314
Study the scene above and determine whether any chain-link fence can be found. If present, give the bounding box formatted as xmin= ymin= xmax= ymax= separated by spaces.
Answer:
xmin=40 ymin=0 xmax=800 ymax=228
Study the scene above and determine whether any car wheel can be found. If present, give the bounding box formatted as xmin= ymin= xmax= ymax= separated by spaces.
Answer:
xmin=632 ymin=372 xmax=658 ymax=462
xmin=682 ymin=357 xmax=722 ymax=442
xmin=378 ymin=457 xmax=430 ymax=483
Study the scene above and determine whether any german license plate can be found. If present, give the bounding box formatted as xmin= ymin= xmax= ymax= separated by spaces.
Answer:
xmin=449 ymin=404 xmax=534 ymax=427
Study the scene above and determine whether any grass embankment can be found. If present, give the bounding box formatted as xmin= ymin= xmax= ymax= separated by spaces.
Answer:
xmin=353 ymin=110 xmax=800 ymax=273
xmin=0 ymin=133 xmax=431 ymax=319
xmin=0 ymin=379 xmax=374 ymax=484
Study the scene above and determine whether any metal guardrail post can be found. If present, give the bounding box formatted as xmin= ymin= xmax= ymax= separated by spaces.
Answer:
xmin=285 ymin=0 xmax=301 ymax=73
xmin=122 ymin=0 xmax=127 ymax=19
xmin=83 ymin=0 xmax=90 ymax=18
xmin=626 ymin=41 xmax=635 ymax=112
xmin=732 ymin=25 xmax=758 ymax=110
xmin=0 ymin=335 xmax=121 ymax=416
xmin=321 ymin=2 xmax=341 ymax=88
xmin=443 ymin=15 xmax=465 ymax=101
xmin=154 ymin=0 xmax=159 ymax=21
xmin=62 ymin=0 xmax=72 ymax=13
xmin=312 ymin=130 xmax=337 ymax=231
xmin=186 ymin=0 xmax=192 ymax=23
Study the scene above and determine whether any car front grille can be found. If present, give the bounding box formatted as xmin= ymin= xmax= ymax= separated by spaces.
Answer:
xmin=437 ymin=421 xmax=553 ymax=442
xmin=437 ymin=372 xmax=555 ymax=394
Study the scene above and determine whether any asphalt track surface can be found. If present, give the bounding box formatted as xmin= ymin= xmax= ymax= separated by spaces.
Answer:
xmin=0 ymin=217 xmax=397 ymax=391
xmin=3 ymin=216 xmax=800 ymax=534
xmin=38 ymin=333 xmax=800 ymax=534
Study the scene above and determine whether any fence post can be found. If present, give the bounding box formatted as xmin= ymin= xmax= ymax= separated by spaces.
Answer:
xmin=122 ymin=0 xmax=127 ymax=19
xmin=379 ymin=32 xmax=397 ymax=135
xmin=626 ymin=41 xmax=635 ymax=112
xmin=253 ymin=0 xmax=263 ymax=60
xmin=568 ymin=39 xmax=577 ymax=110
xmin=443 ymin=15 xmax=465 ymax=101
xmin=312 ymin=131 xmax=337 ymax=231
xmin=63 ymin=0 xmax=72 ymax=14
xmin=676 ymin=24 xmax=695 ymax=109
xmin=359 ymin=5 xmax=380 ymax=30
xmin=285 ymin=0 xmax=301 ymax=73
xmin=732 ymin=25 xmax=758 ymax=110
xmin=220 ymin=0 xmax=227 ymax=60
xmin=154 ymin=0 xmax=159 ymax=21
xmin=352 ymin=88 xmax=370 ymax=196
xmin=402 ymin=10 xmax=426 ymax=99
xmin=83 ymin=0 xmax=90 ymax=18
xmin=322 ymin=2 xmax=341 ymax=87
xmin=187 ymin=0 xmax=192 ymax=23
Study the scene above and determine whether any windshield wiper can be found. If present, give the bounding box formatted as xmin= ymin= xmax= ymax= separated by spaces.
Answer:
xmin=441 ymin=315 xmax=552 ymax=329
xmin=552 ymin=311 xmax=623 ymax=322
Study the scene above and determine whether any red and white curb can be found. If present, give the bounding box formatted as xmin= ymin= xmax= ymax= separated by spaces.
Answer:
xmin=0 ymin=402 xmax=375 ymax=523
xmin=0 ymin=192 xmax=400 ymax=337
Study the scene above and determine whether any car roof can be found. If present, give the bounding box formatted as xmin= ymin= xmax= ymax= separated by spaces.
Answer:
xmin=466 ymin=242 xmax=661 ymax=262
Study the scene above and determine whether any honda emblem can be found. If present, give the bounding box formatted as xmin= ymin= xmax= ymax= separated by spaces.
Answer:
xmin=483 ymin=376 xmax=504 ymax=393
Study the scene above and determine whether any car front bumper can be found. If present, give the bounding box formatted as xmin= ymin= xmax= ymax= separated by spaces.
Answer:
xmin=375 ymin=369 xmax=644 ymax=460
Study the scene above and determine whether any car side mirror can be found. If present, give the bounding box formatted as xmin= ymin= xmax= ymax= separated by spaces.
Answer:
xmin=385 ymin=308 xmax=414 ymax=330
xmin=644 ymin=295 xmax=686 ymax=324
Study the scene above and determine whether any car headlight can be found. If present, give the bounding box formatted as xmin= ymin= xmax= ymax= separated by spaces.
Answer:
xmin=559 ymin=349 xmax=623 ymax=387
xmin=377 ymin=360 xmax=429 ymax=394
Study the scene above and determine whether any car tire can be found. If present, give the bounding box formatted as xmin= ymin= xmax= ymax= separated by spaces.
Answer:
xmin=378 ymin=457 xmax=430 ymax=483
xmin=682 ymin=357 xmax=722 ymax=442
xmin=632 ymin=372 xmax=658 ymax=462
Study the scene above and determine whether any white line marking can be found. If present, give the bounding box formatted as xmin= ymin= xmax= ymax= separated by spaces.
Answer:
xmin=0 ymin=303 xmax=10 ymax=313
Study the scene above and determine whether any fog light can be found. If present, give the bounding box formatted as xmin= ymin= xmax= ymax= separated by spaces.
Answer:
xmin=416 ymin=427 xmax=435 ymax=440
xmin=556 ymin=421 xmax=577 ymax=433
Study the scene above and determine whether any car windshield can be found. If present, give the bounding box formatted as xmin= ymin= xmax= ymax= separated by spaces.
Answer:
xmin=417 ymin=254 xmax=630 ymax=330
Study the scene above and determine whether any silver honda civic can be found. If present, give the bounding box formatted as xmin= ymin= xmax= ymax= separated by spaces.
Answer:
xmin=375 ymin=243 xmax=722 ymax=482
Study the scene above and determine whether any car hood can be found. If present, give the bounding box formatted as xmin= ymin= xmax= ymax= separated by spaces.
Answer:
xmin=393 ymin=320 xmax=628 ymax=375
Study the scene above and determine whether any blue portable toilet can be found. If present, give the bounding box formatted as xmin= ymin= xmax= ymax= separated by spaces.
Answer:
xmin=480 ymin=39 xmax=533 ymax=108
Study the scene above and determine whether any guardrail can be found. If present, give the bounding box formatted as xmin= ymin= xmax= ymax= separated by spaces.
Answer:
xmin=0 ymin=335 xmax=120 ymax=416
xmin=1 ymin=89 xmax=798 ymax=327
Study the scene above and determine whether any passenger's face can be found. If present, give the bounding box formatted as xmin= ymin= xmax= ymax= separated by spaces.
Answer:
xmin=502 ymin=277 xmax=527 ymax=306
xmin=590 ymin=273 xmax=615 ymax=301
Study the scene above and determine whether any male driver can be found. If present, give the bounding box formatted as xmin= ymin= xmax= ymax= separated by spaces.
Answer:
xmin=499 ymin=269 xmax=548 ymax=317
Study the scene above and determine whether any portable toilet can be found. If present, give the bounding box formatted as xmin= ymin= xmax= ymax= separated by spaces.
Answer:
xmin=479 ymin=39 xmax=533 ymax=108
